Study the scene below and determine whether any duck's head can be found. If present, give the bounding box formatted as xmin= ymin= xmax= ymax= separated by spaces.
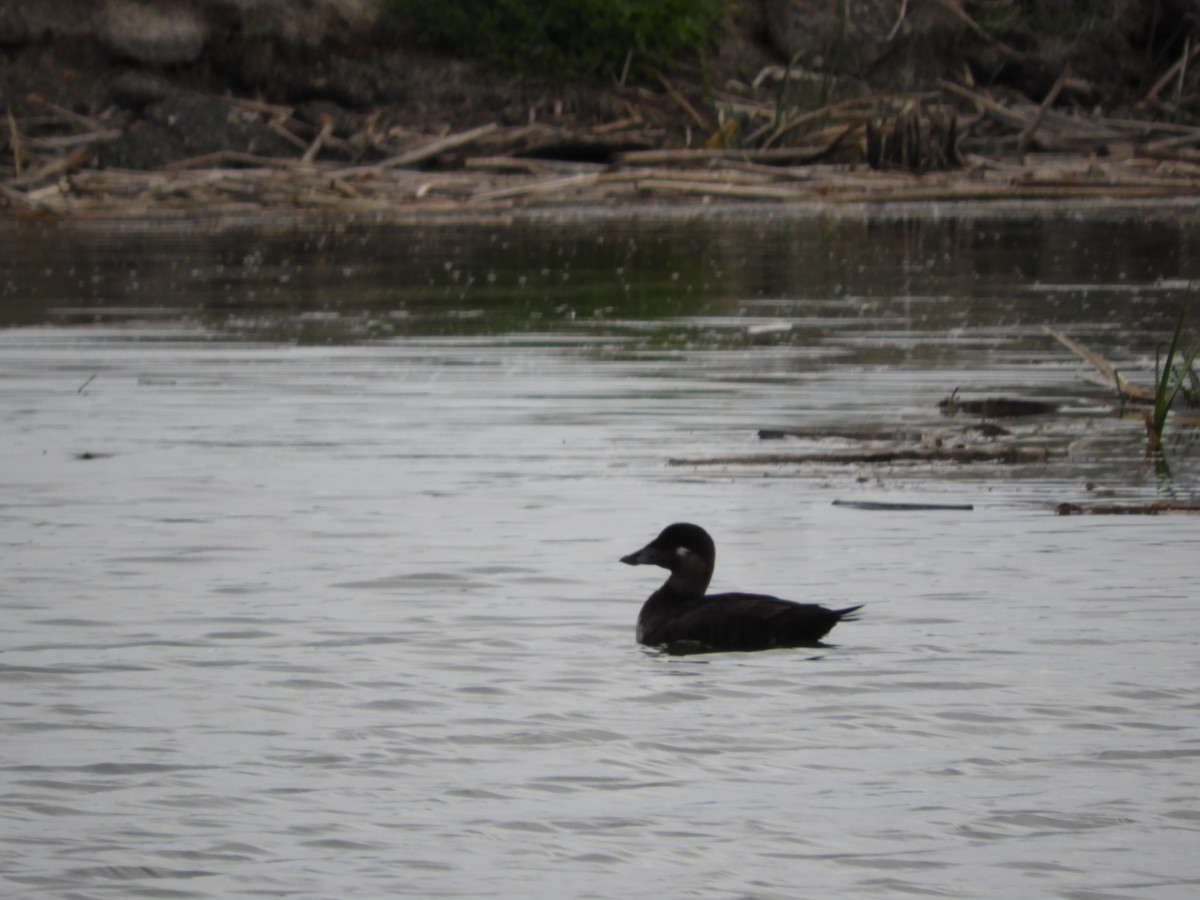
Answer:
xmin=621 ymin=522 xmax=716 ymax=593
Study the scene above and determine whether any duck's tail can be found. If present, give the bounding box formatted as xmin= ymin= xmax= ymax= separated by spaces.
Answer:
xmin=834 ymin=604 xmax=864 ymax=621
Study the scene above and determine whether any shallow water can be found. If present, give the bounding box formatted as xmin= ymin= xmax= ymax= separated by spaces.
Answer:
xmin=2 ymin=215 xmax=1199 ymax=899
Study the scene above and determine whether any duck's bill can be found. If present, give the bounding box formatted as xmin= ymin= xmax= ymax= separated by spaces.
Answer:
xmin=620 ymin=545 xmax=656 ymax=566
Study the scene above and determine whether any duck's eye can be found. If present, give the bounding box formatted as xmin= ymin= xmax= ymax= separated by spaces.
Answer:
xmin=675 ymin=546 xmax=692 ymax=560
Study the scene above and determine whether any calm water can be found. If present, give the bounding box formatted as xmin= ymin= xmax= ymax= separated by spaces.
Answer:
xmin=2 ymin=213 xmax=1199 ymax=899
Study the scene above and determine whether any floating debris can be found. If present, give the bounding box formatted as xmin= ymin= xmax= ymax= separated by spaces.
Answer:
xmin=1055 ymin=501 xmax=1200 ymax=515
xmin=939 ymin=392 xmax=1058 ymax=418
xmin=832 ymin=500 xmax=974 ymax=511
xmin=670 ymin=446 xmax=1065 ymax=466
xmin=758 ymin=425 xmax=926 ymax=442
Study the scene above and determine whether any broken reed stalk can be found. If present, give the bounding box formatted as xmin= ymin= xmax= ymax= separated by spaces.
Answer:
xmin=6 ymin=107 xmax=21 ymax=175
xmin=1017 ymin=66 xmax=1069 ymax=153
xmin=1042 ymin=325 xmax=1156 ymax=402
xmin=655 ymin=71 xmax=712 ymax=132
xmin=300 ymin=120 xmax=334 ymax=164
xmin=1145 ymin=36 xmax=1200 ymax=101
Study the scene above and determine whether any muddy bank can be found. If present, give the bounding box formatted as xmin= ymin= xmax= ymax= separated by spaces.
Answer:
xmin=4 ymin=0 xmax=1200 ymax=223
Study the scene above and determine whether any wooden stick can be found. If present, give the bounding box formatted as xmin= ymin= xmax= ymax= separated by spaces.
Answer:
xmin=1141 ymin=126 xmax=1200 ymax=152
xmin=1018 ymin=67 xmax=1070 ymax=153
xmin=928 ymin=0 xmax=993 ymax=43
xmin=655 ymin=72 xmax=712 ymax=132
xmin=592 ymin=116 xmax=644 ymax=134
xmin=762 ymin=96 xmax=877 ymax=148
xmin=642 ymin=167 xmax=799 ymax=186
xmin=301 ymin=119 xmax=334 ymax=164
xmin=269 ymin=122 xmax=310 ymax=152
xmin=225 ymin=96 xmax=295 ymax=120
xmin=633 ymin=178 xmax=807 ymax=200
xmin=42 ymin=102 xmax=104 ymax=131
xmin=334 ymin=123 xmax=497 ymax=174
xmin=472 ymin=172 xmax=599 ymax=202
xmin=11 ymin=145 xmax=92 ymax=187
xmin=1179 ymin=34 xmax=1191 ymax=99
xmin=0 ymin=182 xmax=55 ymax=211
xmin=1102 ymin=115 xmax=1200 ymax=136
xmin=1042 ymin=325 xmax=1157 ymax=401
xmin=157 ymin=151 xmax=309 ymax=171
xmin=6 ymin=107 xmax=21 ymax=176
xmin=619 ymin=144 xmax=847 ymax=167
xmin=884 ymin=0 xmax=909 ymax=43
xmin=24 ymin=129 xmax=122 ymax=150
xmin=1145 ymin=36 xmax=1200 ymax=101
xmin=464 ymin=156 xmax=552 ymax=175
xmin=618 ymin=49 xmax=633 ymax=89
xmin=939 ymin=80 xmax=1033 ymax=131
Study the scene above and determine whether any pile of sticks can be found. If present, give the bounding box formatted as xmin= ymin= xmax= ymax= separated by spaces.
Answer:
xmin=5 ymin=78 xmax=1200 ymax=222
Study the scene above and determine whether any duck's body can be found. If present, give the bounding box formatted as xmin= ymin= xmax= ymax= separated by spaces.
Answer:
xmin=621 ymin=523 xmax=860 ymax=654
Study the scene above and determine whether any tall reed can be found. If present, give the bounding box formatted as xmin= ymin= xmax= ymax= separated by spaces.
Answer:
xmin=1146 ymin=299 xmax=1200 ymax=454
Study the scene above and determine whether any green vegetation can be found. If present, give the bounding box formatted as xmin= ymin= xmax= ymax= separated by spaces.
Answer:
xmin=386 ymin=0 xmax=727 ymax=83
xmin=1147 ymin=299 xmax=1200 ymax=454
xmin=970 ymin=0 xmax=1117 ymax=44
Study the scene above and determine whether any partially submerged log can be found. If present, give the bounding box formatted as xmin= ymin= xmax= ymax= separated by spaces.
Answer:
xmin=832 ymin=500 xmax=974 ymax=511
xmin=670 ymin=446 xmax=1065 ymax=466
xmin=1055 ymin=501 xmax=1200 ymax=515
xmin=938 ymin=393 xmax=1058 ymax=417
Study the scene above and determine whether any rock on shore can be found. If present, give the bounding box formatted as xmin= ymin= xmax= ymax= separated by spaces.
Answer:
xmin=1 ymin=0 xmax=379 ymax=66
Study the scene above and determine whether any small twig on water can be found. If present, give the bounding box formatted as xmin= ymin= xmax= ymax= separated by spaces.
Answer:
xmin=78 ymin=372 xmax=97 ymax=393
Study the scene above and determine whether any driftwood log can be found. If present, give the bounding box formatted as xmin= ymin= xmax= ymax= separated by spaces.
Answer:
xmin=832 ymin=500 xmax=974 ymax=511
xmin=670 ymin=446 xmax=1065 ymax=466
xmin=938 ymin=394 xmax=1058 ymax=417
xmin=1056 ymin=501 xmax=1200 ymax=515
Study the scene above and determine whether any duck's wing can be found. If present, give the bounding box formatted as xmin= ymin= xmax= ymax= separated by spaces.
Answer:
xmin=649 ymin=593 xmax=860 ymax=653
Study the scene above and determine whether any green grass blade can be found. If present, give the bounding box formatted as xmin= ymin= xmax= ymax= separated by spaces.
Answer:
xmin=1153 ymin=299 xmax=1198 ymax=438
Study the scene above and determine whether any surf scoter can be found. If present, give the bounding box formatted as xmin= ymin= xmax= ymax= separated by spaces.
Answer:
xmin=620 ymin=522 xmax=861 ymax=654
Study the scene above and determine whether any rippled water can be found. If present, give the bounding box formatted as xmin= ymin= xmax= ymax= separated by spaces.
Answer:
xmin=2 ymin=215 xmax=1199 ymax=898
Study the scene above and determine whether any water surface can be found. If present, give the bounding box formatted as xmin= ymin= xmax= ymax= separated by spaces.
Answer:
xmin=2 ymin=214 xmax=1198 ymax=898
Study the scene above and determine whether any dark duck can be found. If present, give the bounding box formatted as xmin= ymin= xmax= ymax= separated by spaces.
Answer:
xmin=621 ymin=523 xmax=861 ymax=654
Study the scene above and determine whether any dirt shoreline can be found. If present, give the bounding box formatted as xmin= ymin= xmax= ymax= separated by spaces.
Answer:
xmin=5 ymin=4 xmax=1200 ymax=227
